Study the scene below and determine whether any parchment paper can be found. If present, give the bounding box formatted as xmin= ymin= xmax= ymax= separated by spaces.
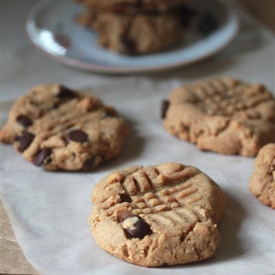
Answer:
xmin=0 ymin=1 xmax=274 ymax=274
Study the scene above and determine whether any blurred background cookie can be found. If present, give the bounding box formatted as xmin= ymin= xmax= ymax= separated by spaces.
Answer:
xmin=77 ymin=10 xmax=192 ymax=55
xmin=161 ymin=77 xmax=275 ymax=157
xmin=76 ymin=0 xmax=196 ymax=55
xmin=249 ymin=143 xmax=275 ymax=209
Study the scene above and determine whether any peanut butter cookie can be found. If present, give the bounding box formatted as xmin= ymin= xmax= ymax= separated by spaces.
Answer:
xmin=249 ymin=143 xmax=275 ymax=209
xmin=90 ymin=162 xmax=225 ymax=266
xmin=162 ymin=77 xmax=275 ymax=157
xmin=77 ymin=10 xmax=191 ymax=55
xmin=0 ymin=84 xmax=128 ymax=171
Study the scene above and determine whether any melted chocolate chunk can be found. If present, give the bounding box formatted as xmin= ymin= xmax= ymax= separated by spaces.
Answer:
xmin=16 ymin=115 xmax=33 ymax=128
xmin=119 ymin=0 xmax=143 ymax=8
xmin=122 ymin=215 xmax=150 ymax=238
xmin=120 ymin=35 xmax=136 ymax=55
xmin=120 ymin=194 xmax=132 ymax=203
xmin=16 ymin=132 xmax=35 ymax=152
xmin=57 ymin=86 xmax=76 ymax=98
xmin=197 ymin=12 xmax=219 ymax=36
xmin=83 ymin=157 xmax=95 ymax=171
xmin=161 ymin=100 xmax=170 ymax=119
xmin=138 ymin=0 xmax=143 ymax=6
xmin=53 ymin=33 xmax=71 ymax=49
xmin=177 ymin=6 xmax=197 ymax=28
xmin=65 ymin=129 xmax=88 ymax=143
xmin=33 ymin=148 xmax=52 ymax=166
xmin=105 ymin=107 xmax=117 ymax=117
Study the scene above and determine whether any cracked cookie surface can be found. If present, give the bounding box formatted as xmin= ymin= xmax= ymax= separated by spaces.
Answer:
xmin=162 ymin=77 xmax=275 ymax=157
xmin=90 ymin=162 xmax=225 ymax=266
xmin=249 ymin=143 xmax=275 ymax=209
xmin=0 ymin=84 xmax=128 ymax=171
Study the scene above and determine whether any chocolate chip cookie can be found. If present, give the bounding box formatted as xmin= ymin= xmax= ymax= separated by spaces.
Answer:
xmin=161 ymin=77 xmax=275 ymax=157
xmin=249 ymin=143 xmax=275 ymax=209
xmin=76 ymin=0 xmax=196 ymax=55
xmin=78 ymin=11 xmax=188 ymax=55
xmin=0 ymin=84 xmax=128 ymax=171
xmin=90 ymin=162 xmax=225 ymax=266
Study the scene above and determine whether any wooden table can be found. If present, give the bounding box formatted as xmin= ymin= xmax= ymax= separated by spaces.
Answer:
xmin=0 ymin=0 xmax=274 ymax=274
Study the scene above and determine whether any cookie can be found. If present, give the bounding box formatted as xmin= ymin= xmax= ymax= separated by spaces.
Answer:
xmin=162 ymin=77 xmax=275 ymax=157
xmin=90 ymin=162 xmax=225 ymax=266
xmin=76 ymin=0 xmax=188 ymax=13
xmin=77 ymin=11 xmax=191 ymax=55
xmin=0 ymin=84 xmax=128 ymax=171
xmin=249 ymin=143 xmax=275 ymax=209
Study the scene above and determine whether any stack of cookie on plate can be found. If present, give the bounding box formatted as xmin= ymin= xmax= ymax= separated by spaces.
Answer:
xmin=76 ymin=0 xmax=195 ymax=55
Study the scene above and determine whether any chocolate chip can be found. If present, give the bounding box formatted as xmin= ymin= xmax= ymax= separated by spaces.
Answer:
xmin=121 ymin=0 xmax=143 ymax=8
xmin=120 ymin=35 xmax=136 ymax=55
xmin=197 ymin=12 xmax=219 ymax=36
xmin=14 ymin=135 xmax=20 ymax=142
xmin=16 ymin=132 xmax=35 ymax=152
xmin=65 ymin=129 xmax=88 ymax=143
xmin=122 ymin=215 xmax=150 ymax=238
xmin=120 ymin=194 xmax=132 ymax=203
xmin=57 ymin=86 xmax=75 ymax=98
xmin=135 ymin=0 xmax=143 ymax=7
xmin=33 ymin=148 xmax=52 ymax=166
xmin=177 ymin=6 xmax=197 ymax=28
xmin=105 ymin=107 xmax=117 ymax=117
xmin=161 ymin=100 xmax=170 ymax=119
xmin=53 ymin=33 xmax=71 ymax=49
xmin=16 ymin=115 xmax=33 ymax=128
xmin=83 ymin=157 xmax=95 ymax=171
xmin=138 ymin=0 xmax=143 ymax=5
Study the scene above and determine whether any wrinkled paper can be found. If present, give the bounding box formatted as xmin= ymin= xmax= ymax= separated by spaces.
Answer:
xmin=0 ymin=1 xmax=275 ymax=274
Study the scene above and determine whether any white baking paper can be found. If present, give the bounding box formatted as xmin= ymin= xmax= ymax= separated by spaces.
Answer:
xmin=0 ymin=1 xmax=274 ymax=274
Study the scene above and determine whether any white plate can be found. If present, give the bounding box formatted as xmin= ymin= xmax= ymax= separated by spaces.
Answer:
xmin=26 ymin=0 xmax=239 ymax=74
